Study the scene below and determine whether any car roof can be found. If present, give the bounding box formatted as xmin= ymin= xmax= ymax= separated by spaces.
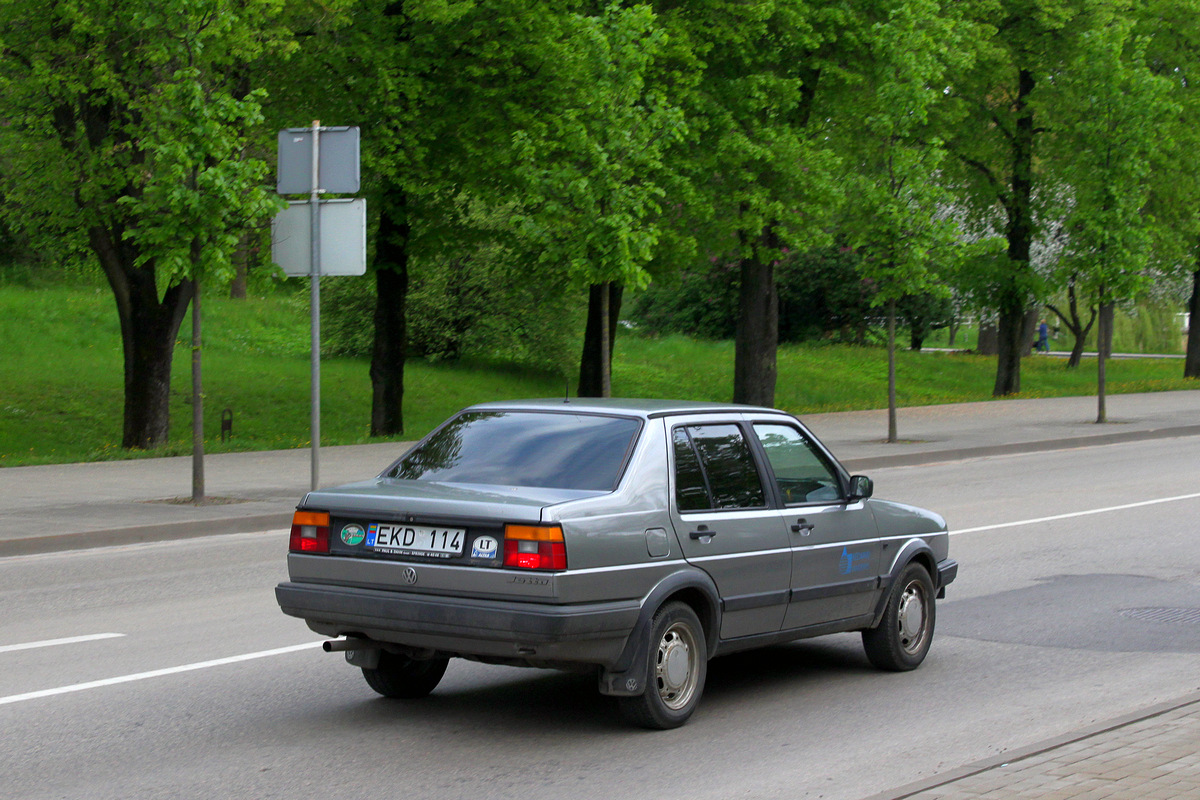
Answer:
xmin=463 ymin=397 xmax=791 ymax=420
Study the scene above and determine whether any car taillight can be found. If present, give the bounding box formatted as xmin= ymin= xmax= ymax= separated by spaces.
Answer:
xmin=290 ymin=510 xmax=330 ymax=553
xmin=503 ymin=524 xmax=566 ymax=570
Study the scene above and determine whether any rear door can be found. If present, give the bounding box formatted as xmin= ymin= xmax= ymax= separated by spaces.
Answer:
xmin=750 ymin=422 xmax=882 ymax=630
xmin=668 ymin=420 xmax=791 ymax=639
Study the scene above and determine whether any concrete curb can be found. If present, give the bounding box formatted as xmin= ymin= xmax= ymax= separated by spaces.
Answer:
xmin=859 ymin=689 xmax=1200 ymax=800
xmin=0 ymin=512 xmax=293 ymax=558
xmin=840 ymin=423 xmax=1200 ymax=471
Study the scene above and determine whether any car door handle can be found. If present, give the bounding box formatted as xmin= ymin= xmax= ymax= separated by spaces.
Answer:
xmin=791 ymin=519 xmax=815 ymax=535
xmin=689 ymin=525 xmax=716 ymax=540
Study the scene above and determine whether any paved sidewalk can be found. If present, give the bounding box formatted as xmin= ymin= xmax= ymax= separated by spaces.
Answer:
xmin=0 ymin=389 xmax=1198 ymax=556
xmin=866 ymin=691 xmax=1200 ymax=800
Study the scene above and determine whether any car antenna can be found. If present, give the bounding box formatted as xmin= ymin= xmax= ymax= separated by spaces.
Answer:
xmin=564 ymin=378 xmax=571 ymax=404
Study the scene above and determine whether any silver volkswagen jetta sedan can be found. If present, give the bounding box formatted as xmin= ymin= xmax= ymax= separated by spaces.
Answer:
xmin=276 ymin=398 xmax=957 ymax=729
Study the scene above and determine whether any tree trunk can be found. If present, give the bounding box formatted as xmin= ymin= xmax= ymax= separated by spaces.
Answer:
xmin=887 ymin=299 xmax=898 ymax=444
xmin=191 ymin=271 xmax=205 ymax=502
xmin=976 ymin=318 xmax=998 ymax=355
xmin=948 ymin=316 xmax=959 ymax=348
xmin=90 ymin=226 xmax=193 ymax=450
xmin=229 ymin=232 xmax=251 ymax=300
xmin=1047 ymin=278 xmax=1095 ymax=369
xmin=993 ymin=297 xmax=1025 ymax=395
xmin=993 ymin=67 xmax=1037 ymax=397
xmin=1186 ymin=268 xmax=1200 ymax=379
xmin=909 ymin=329 xmax=925 ymax=351
xmin=578 ymin=282 xmax=624 ymax=398
xmin=1068 ymin=338 xmax=1085 ymax=368
xmin=1021 ymin=307 xmax=1038 ymax=357
xmin=733 ymin=239 xmax=779 ymax=407
xmin=370 ymin=187 xmax=410 ymax=437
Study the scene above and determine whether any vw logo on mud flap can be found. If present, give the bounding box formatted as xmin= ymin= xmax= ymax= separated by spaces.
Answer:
xmin=403 ymin=567 xmax=418 ymax=585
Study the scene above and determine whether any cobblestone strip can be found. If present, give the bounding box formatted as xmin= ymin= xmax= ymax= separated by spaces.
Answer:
xmin=863 ymin=691 xmax=1200 ymax=800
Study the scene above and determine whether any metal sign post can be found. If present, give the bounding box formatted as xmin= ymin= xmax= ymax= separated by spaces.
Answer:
xmin=309 ymin=121 xmax=322 ymax=492
xmin=273 ymin=123 xmax=363 ymax=493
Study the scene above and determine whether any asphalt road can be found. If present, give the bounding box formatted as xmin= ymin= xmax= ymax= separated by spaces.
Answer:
xmin=2 ymin=435 xmax=1199 ymax=800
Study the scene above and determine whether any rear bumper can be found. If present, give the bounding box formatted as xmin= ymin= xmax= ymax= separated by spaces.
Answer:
xmin=275 ymin=581 xmax=641 ymax=667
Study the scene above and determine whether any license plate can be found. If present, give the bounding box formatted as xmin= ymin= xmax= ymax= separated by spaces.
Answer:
xmin=367 ymin=523 xmax=465 ymax=558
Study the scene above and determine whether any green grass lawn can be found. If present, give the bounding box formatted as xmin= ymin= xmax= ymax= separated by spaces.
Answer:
xmin=1 ymin=285 xmax=1196 ymax=467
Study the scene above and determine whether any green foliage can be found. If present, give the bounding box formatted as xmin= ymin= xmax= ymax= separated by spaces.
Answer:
xmin=1077 ymin=302 xmax=1189 ymax=355
xmin=508 ymin=3 xmax=685 ymax=289
xmin=630 ymin=246 xmax=951 ymax=345
xmin=323 ymin=254 xmax=584 ymax=374
xmin=1047 ymin=15 xmax=1177 ymax=306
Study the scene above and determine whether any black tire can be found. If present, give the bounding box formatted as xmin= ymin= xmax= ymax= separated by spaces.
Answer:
xmin=862 ymin=562 xmax=936 ymax=671
xmin=617 ymin=601 xmax=707 ymax=730
xmin=362 ymin=651 xmax=449 ymax=699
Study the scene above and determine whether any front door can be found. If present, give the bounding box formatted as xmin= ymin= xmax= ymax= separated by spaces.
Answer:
xmin=751 ymin=423 xmax=881 ymax=631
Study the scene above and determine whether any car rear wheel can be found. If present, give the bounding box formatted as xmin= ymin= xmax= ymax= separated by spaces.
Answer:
xmin=617 ymin=601 xmax=707 ymax=729
xmin=362 ymin=651 xmax=449 ymax=699
xmin=862 ymin=562 xmax=935 ymax=671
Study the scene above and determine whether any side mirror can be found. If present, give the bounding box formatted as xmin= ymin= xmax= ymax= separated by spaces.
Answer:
xmin=848 ymin=475 xmax=873 ymax=501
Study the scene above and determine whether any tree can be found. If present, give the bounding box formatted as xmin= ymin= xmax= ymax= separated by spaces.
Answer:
xmin=841 ymin=0 xmax=968 ymax=441
xmin=0 ymin=0 xmax=286 ymax=450
xmin=507 ymin=4 xmax=685 ymax=398
xmin=1045 ymin=274 xmax=1097 ymax=367
xmin=938 ymin=0 xmax=1095 ymax=396
xmin=274 ymin=1 xmax=650 ymax=432
xmin=1137 ymin=0 xmax=1200 ymax=380
xmin=656 ymin=0 xmax=854 ymax=407
xmin=1048 ymin=15 xmax=1176 ymax=421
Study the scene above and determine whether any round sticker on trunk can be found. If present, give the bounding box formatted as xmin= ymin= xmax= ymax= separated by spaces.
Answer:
xmin=340 ymin=524 xmax=366 ymax=546
xmin=472 ymin=536 xmax=498 ymax=559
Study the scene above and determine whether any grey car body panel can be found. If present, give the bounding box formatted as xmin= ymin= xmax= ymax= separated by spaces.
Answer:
xmin=301 ymin=478 xmax=576 ymax=525
xmin=276 ymin=398 xmax=955 ymax=696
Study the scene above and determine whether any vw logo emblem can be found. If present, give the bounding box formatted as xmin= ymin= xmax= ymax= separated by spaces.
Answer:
xmin=403 ymin=567 xmax=418 ymax=585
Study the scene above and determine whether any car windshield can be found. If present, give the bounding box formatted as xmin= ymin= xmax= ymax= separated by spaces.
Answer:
xmin=388 ymin=410 xmax=641 ymax=492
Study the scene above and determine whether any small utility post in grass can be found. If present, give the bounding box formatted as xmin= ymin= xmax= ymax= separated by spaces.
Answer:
xmin=887 ymin=298 xmax=898 ymax=444
xmin=192 ymin=270 xmax=204 ymax=503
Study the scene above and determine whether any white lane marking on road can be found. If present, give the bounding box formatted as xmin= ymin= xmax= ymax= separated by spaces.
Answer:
xmin=952 ymin=491 xmax=1200 ymax=536
xmin=0 ymin=641 xmax=322 ymax=707
xmin=0 ymin=633 xmax=126 ymax=654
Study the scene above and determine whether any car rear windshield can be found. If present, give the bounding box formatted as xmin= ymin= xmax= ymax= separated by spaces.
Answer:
xmin=387 ymin=411 xmax=642 ymax=492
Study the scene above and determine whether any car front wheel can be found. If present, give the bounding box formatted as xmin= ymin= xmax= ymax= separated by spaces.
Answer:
xmin=617 ymin=601 xmax=707 ymax=729
xmin=862 ymin=562 xmax=935 ymax=671
xmin=362 ymin=651 xmax=449 ymax=699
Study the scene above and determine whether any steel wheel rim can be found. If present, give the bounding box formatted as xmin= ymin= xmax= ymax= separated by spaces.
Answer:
xmin=655 ymin=621 xmax=699 ymax=711
xmin=896 ymin=580 xmax=929 ymax=655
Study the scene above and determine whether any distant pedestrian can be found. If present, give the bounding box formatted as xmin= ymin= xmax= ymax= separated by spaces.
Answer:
xmin=1037 ymin=320 xmax=1049 ymax=353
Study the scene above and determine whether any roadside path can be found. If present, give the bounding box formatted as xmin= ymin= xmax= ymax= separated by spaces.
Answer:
xmin=1 ymin=390 xmax=1197 ymax=557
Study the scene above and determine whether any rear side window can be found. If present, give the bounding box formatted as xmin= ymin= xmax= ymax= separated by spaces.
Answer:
xmin=390 ymin=411 xmax=641 ymax=492
xmin=672 ymin=424 xmax=766 ymax=511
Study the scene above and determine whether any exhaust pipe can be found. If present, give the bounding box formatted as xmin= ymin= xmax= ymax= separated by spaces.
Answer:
xmin=322 ymin=637 xmax=380 ymax=668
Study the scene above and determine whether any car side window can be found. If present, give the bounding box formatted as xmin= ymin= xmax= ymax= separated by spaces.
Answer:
xmin=673 ymin=424 xmax=767 ymax=511
xmin=753 ymin=423 xmax=844 ymax=504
